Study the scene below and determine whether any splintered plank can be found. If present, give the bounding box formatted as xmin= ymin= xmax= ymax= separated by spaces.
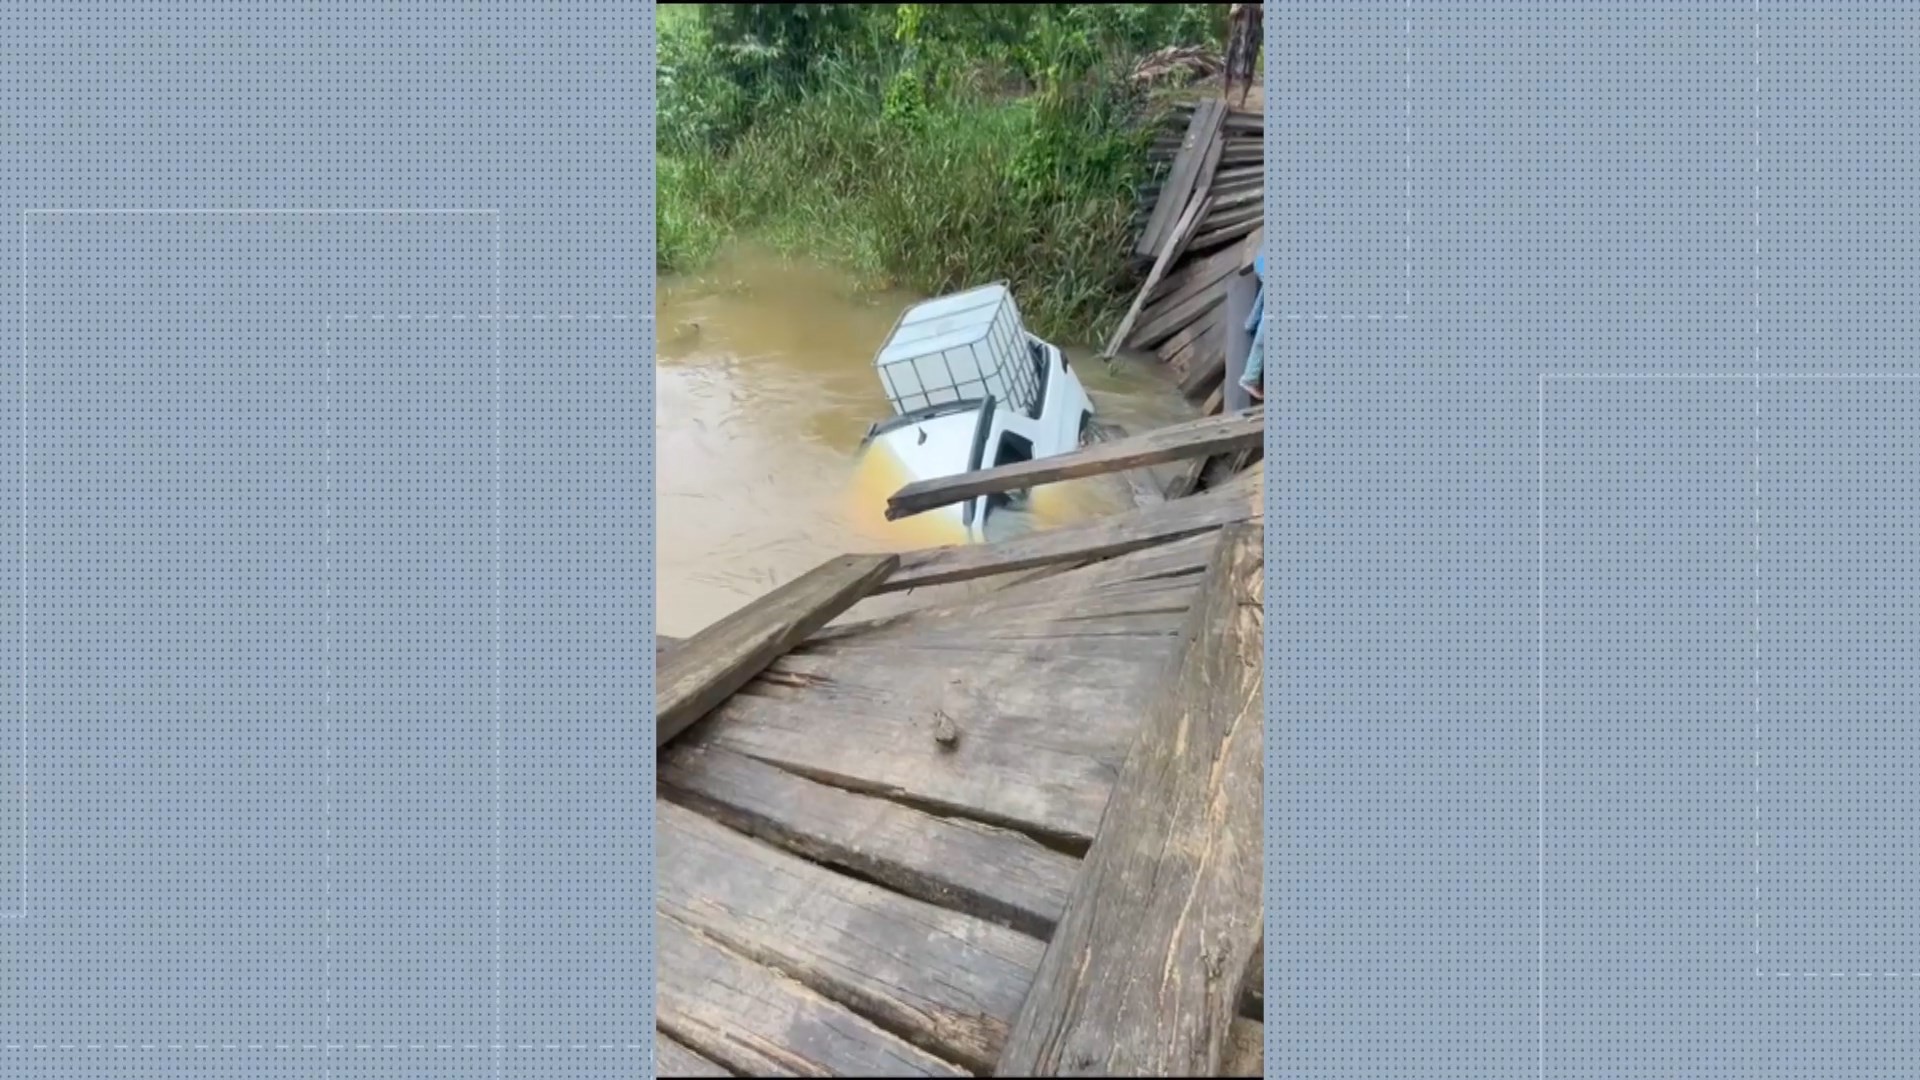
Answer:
xmin=881 ymin=480 xmax=1263 ymax=593
xmin=657 ymin=800 xmax=1042 ymax=1073
xmin=656 ymin=1031 xmax=731 ymax=1077
xmin=657 ymin=908 xmax=969 ymax=1077
xmin=886 ymin=409 xmax=1262 ymax=520
xmin=661 ymin=744 xmax=1078 ymax=938
xmin=658 ymin=553 xmax=898 ymax=748
xmin=995 ymin=525 xmax=1265 ymax=1077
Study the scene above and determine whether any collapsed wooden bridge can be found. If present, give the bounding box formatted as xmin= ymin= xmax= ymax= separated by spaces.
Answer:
xmin=654 ymin=413 xmax=1265 ymax=1078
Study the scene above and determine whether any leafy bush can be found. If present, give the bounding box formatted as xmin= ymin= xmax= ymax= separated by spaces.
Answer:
xmin=658 ymin=3 xmax=1230 ymax=342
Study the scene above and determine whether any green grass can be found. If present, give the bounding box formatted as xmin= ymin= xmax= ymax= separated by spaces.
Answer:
xmin=657 ymin=67 xmax=1158 ymax=345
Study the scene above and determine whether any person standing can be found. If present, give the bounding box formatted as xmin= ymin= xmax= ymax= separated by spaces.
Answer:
xmin=1225 ymin=3 xmax=1263 ymax=108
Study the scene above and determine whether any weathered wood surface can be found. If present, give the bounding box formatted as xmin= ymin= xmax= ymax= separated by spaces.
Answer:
xmin=655 ymin=1030 xmax=731 ymax=1077
xmin=657 ymin=553 xmax=897 ymax=748
xmin=1136 ymin=99 xmax=1225 ymax=258
xmin=1222 ymin=1019 xmax=1264 ymax=1078
xmin=886 ymin=409 xmax=1262 ymax=520
xmin=661 ymin=744 xmax=1078 ymax=938
xmin=996 ymin=525 xmax=1265 ymax=1076
xmin=657 ymin=909 xmax=969 ymax=1077
xmin=690 ymin=669 xmax=1121 ymax=848
xmin=658 ymin=800 xmax=1040 ymax=1073
xmin=656 ymin=633 xmax=682 ymax=660
xmin=881 ymin=475 xmax=1263 ymax=593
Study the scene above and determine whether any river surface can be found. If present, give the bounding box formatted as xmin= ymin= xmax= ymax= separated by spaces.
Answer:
xmin=655 ymin=249 xmax=1194 ymax=637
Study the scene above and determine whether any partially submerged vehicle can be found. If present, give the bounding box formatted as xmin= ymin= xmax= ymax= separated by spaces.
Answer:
xmin=859 ymin=283 xmax=1095 ymax=538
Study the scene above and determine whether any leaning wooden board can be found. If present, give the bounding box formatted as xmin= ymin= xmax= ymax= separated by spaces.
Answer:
xmin=656 ymin=553 xmax=897 ymax=747
xmin=996 ymin=525 xmax=1265 ymax=1076
xmin=886 ymin=409 xmax=1262 ymax=519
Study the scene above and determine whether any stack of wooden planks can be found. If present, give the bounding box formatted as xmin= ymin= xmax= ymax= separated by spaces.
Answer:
xmin=1111 ymin=98 xmax=1265 ymax=418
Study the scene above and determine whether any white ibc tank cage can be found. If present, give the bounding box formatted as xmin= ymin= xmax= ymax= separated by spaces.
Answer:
xmin=874 ymin=282 xmax=1042 ymax=416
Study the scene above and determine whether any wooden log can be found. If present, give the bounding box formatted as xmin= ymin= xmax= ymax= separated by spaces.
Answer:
xmin=881 ymin=480 xmax=1262 ymax=594
xmin=995 ymin=525 xmax=1265 ymax=1076
xmin=1222 ymin=1020 xmax=1264 ymax=1077
xmin=657 ymin=553 xmax=897 ymax=748
xmin=655 ymin=1031 xmax=731 ymax=1077
xmin=1104 ymin=192 xmax=1210 ymax=359
xmin=657 ymin=800 xmax=1040 ymax=1073
xmin=886 ymin=409 xmax=1263 ymax=520
xmin=657 ymin=907 xmax=970 ymax=1077
xmin=661 ymin=743 xmax=1078 ymax=939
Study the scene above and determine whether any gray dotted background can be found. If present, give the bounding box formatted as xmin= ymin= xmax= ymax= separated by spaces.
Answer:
xmin=1270 ymin=5 xmax=1920 ymax=1079
xmin=2 ymin=5 xmax=652 ymax=1078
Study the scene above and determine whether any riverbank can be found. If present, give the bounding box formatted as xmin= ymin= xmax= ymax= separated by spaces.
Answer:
xmin=657 ymin=5 xmax=1226 ymax=344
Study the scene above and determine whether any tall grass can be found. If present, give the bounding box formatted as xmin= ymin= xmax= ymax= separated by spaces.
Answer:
xmin=658 ymin=8 xmax=1185 ymax=344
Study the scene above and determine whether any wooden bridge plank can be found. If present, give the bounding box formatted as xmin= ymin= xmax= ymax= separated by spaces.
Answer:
xmin=661 ymin=745 xmax=1078 ymax=939
xmin=655 ymin=1031 xmax=731 ymax=1077
xmin=658 ymin=553 xmax=897 ymax=748
xmin=995 ymin=525 xmax=1265 ymax=1076
xmin=693 ymin=689 xmax=1117 ymax=849
xmin=658 ymin=800 xmax=1041 ymax=1073
xmin=657 ymin=908 xmax=968 ymax=1077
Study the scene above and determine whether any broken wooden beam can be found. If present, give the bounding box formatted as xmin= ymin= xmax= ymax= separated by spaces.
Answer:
xmin=880 ymin=479 xmax=1262 ymax=594
xmin=995 ymin=524 xmax=1264 ymax=1076
xmin=656 ymin=553 xmax=898 ymax=748
xmin=886 ymin=409 xmax=1262 ymax=520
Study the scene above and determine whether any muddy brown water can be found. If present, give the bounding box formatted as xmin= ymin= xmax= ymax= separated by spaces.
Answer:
xmin=656 ymin=249 xmax=1194 ymax=638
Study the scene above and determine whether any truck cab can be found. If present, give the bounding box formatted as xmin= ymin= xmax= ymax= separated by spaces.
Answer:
xmin=859 ymin=283 xmax=1095 ymax=538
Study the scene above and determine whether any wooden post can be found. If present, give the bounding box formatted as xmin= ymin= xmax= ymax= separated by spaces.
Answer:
xmin=995 ymin=525 xmax=1264 ymax=1076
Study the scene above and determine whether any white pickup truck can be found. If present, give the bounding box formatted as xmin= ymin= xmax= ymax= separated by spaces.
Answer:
xmin=858 ymin=283 xmax=1095 ymax=538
